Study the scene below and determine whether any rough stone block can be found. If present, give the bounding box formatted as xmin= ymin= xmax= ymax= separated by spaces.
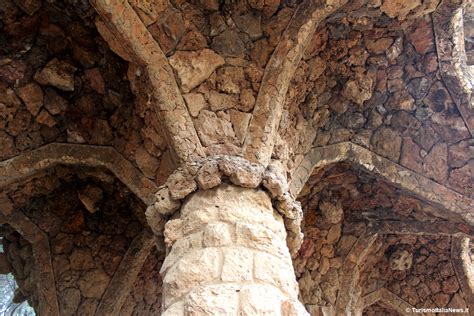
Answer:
xmin=221 ymin=247 xmax=253 ymax=282
xmin=185 ymin=284 xmax=239 ymax=315
xmin=254 ymin=251 xmax=298 ymax=297
xmin=203 ymin=222 xmax=233 ymax=247
xmin=162 ymin=248 xmax=221 ymax=304
xmin=240 ymin=285 xmax=285 ymax=315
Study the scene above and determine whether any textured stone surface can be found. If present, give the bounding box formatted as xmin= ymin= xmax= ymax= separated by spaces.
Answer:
xmin=169 ymin=49 xmax=225 ymax=93
xmin=1 ymin=0 xmax=473 ymax=314
xmin=161 ymin=184 xmax=306 ymax=314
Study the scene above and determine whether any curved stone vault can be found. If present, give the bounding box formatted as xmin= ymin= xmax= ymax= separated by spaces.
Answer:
xmin=0 ymin=0 xmax=472 ymax=315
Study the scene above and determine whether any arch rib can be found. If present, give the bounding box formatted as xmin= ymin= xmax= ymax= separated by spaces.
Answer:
xmin=243 ymin=0 xmax=348 ymax=166
xmin=90 ymin=0 xmax=205 ymax=165
xmin=0 ymin=143 xmax=158 ymax=205
xmin=290 ymin=142 xmax=474 ymax=226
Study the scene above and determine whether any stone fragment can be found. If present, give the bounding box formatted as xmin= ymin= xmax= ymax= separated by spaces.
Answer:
xmin=211 ymin=30 xmax=246 ymax=57
xmin=208 ymin=91 xmax=237 ymax=111
xmin=194 ymin=110 xmax=235 ymax=146
xmin=129 ymin=0 xmax=167 ymax=26
xmin=371 ymin=127 xmax=402 ymax=161
xmin=400 ymin=137 xmax=423 ymax=173
xmin=342 ymin=74 xmax=373 ymax=105
xmin=433 ymin=292 xmax=450 ymax=307
xmin=78 ymin=186 xmax=103 ymax=213
xmin=169 ymin=49 xmax=225 ymax=93
xmin=153 ymin=187 xmax=181 ymax=215
xmin=34 ymin=59 xmax=77 ymax=91
xmin=0 ymin=60 xmax=27 ymax=85
xmin=44 ymin=88 xmax=68 ymax=115
xmin=239 ymin=89 xmax=255 ymax=112
xmin=234 ymin=12 xmax=262 ymax=40
xmin=218 ymin=156 xmax=265 ymax=188
xmin=366 ymin=37 xmax=394 ymax=54
xmin=407 ymin=19 xmax=435 ymax=54
xmin=77 ymin=269 xmax=110 ymax=298
xmin=196 ymin=161 xmax=222 ymax=190
xmin=389 ymin=249 xmax=413 ymax=271
xmin=387 ymin=37 xmax=403 ymax=61
xmin=423 ymin=142 xmax=448 ymax=183
xmin=59 ymin=288 xmax=81 ymax=316
xmin=176 ymin=30 xmax=208 ymax=51
xmin=319 ymin=201 xmax=343 ymax=224
xmin=262 ymin=160 xmax=288 ymax=198
xmin=0 ymin=85 xmax=21 ymax=107
xmin=229 ymin=109 xmax=251 ymax=144
xmin=216 ymin=66 xmax=245 ymax=95
xmin=16 ymin=83 xmax=43 ymax=116
xmin=250 ymin=38 xmax=274 ymax=67
xmin=84 ymin=68 xmax=105 ymax=94
xmin=166 ymin=170 xmax=197 ymax=200
xmin=183 ymin=93 xmax=207 ymax=117
xmin=326 ymin=224 xmax=341 ymax=245
xmin=69 ymin=248 xmax=95 ymax=270
xmin=448 ymin=163 xmax=472 ymax=197
xmin=442 ymin=276 xmax=460 ymax=294
xmin=135 ymin=147 xmax=160 ymax=179
xmin=380 ymin=0 xmax=421 ymax=20
xmin=148 ymin=10 xmax=185 ymax=55
xmin=36 ymin=109 xmax=56 ymax=127
xmin=423 ymin=82 xmax=452 ymax=113
xmin=275 ymin=193 xmax=299 ymax=219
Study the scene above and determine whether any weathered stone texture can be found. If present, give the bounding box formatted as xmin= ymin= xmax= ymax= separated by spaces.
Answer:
xmin=160 ymin=184 xmax=307 ymax=314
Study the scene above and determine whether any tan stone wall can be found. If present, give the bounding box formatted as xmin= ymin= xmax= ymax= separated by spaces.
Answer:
xmin=160 ymin=184 xmax=307 ymax=315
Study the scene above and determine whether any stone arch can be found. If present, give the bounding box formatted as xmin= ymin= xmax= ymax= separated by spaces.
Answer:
xmin=0 ymin=143 xmax=158 ymax=205
xmin=358 ymin=288 xmax=416 ymax=315
xmin=335 ymin=233 xmax=380 ymax=315
xmin=290 ymin=142 xmax=474 ymax=226
xmin=433 ymin=0 xmax=474 ymax=135
xmin=0 ymin=206 xmax=59 ymax=315
xmin=0 ymin=144 xmax=164 ymax=315
xmin=451 ymin=236 xmax=474 ymax=312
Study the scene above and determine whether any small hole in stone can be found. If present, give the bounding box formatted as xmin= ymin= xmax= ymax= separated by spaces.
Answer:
xmin=215 ymin=205 xmax=219 ymax=208
xmin=236 ymin=290 xmax=240 ymax=292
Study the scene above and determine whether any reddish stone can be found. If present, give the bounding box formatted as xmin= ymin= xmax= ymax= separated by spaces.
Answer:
xmin=0 ymin=60 xmax=28 ymax=85
xmin=84 ymin=68 xmax=105 ymax=94
xmin=423 ymin=142 xmax=448 ymax=183
xmin=148 ymin=10 xmax=185 ymax=55
xmin=366 ymin=37 xmax=394 ymax=54
xmin=400 ymin=137 xmax=423 ymax=173
xmin=371 ymin=127 xmax=402 ymax=161
xmin=448 ymin=163 xmax=473 ymax=198
xmin=407 ymin=19 xmax=435 ymax=54
xmin=442 ymin=276 xmax=459 ymax=294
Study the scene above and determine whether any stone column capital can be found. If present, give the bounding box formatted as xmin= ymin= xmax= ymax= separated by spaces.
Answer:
xmin=145 ymin=155 xmax=304 ymax=256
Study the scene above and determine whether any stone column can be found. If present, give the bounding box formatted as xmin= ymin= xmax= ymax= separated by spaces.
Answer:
xmin=160 ymin=184 xmax=308 ymax=315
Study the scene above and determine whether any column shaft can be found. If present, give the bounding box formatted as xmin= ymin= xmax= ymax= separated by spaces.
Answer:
xmin=160 ymin=184 xmax=307 ymax=315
